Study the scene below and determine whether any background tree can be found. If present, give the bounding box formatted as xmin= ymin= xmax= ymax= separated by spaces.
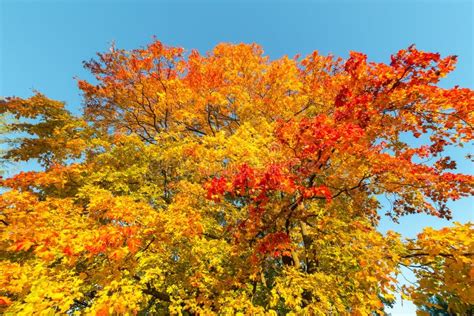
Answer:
xmin=0 ymin=40 xmax=472 ymax=315
xmin=0 ymin=98 xmax=10 ymax=175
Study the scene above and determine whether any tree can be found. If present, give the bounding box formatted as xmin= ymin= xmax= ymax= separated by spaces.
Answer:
xmin=0 ymin=98 xmax=11 ymax=175
xmin=0 ymin=40 xmax=472 ymax=315
xmin=405 ymin=224 xmax=474 ymax=315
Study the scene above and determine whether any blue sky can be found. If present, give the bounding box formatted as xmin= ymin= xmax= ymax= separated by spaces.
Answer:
xmin=1 ymin=0 xmax=473 ymax=314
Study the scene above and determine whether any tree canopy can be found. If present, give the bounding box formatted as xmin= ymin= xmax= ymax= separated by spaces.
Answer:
xmin=0 ymin=40 xmax=473 ymax=315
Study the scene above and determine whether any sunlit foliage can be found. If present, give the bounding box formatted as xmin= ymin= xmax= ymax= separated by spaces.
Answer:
xmin=0 ymin=41 xmax=472 ymax=315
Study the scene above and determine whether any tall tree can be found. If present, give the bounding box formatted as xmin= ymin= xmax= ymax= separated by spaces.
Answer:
xmin=0 ymin=41 xmax=472 ymax=315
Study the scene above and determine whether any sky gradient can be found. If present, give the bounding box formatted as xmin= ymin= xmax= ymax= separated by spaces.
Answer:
xmin=1 ymin=1 xmax=473 ymax=314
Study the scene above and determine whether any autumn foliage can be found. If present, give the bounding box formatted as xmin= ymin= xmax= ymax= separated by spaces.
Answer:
xmin=0 ymin=40 xmax=473 ymax=315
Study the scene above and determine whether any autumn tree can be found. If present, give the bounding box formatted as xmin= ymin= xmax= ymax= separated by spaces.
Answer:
xmin=0 ymin=40 xmax=473 ymax=315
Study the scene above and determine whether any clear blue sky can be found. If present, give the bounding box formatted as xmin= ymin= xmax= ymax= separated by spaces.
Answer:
xmin=1 ymin=1 xmax=473 ymax=314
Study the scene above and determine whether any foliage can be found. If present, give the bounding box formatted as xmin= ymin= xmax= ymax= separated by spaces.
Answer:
xmin=418 ymin=295 xmax=456 ymax=316
xmin=0 ymin=40 xmax=473 ymax=315
xmin=404 ymin=223 xmax=474 ymax=314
